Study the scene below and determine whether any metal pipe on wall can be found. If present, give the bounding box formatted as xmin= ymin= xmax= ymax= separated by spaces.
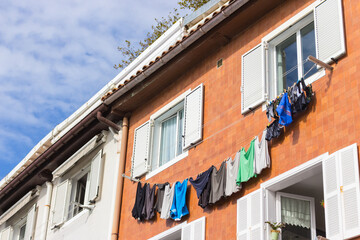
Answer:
xmin=111 ymin=114 xmax=130 ymax=240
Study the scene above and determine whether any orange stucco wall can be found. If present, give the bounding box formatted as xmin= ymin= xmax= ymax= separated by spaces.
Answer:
xmin=118 ymin=0 xmax=360 ymax=239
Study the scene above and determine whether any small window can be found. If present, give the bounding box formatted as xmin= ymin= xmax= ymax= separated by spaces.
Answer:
xmin=67 ymin=166 xmax=90 ymax=220
xmin=269 ymin=14 xmax=317 ymax=98
xmin=152 ymin=101 xmax=184 ymax=170
xmin=18 ymin=223 xmax=26 ymax=240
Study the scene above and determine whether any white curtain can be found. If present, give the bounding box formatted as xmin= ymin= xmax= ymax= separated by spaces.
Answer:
xmin=160 ymin=115 xmax=177 ymax=166
xmin=281 ymin=196 xmax=311 ymax=229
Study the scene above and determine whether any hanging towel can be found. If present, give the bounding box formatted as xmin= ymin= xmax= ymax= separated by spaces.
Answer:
xmin=189 ymin=166 xmax=213 ymax=199
xmin=225 ymin=153 xmax=242 ymax=197
xmin=141 ymin=184 xmax=156 ymax=220
xmin=155 ymin=182 xmax=169 ymax=213
xmin=276 ymin=92 xmax=292 ymax=126
xmin=236 ymin=139 xmax=256 ymax=185
xmin=160 ymin=183 xmax=175 ymax=220
xmin=131 ymin=182 xmax=146 ymax=220
xmin=254 ymin=129 xmax=271 ymax=175
xmin=170 ymin=179 xmax=189 ymax=221
xmin=209 ymin=161 xmax=227 ymax=204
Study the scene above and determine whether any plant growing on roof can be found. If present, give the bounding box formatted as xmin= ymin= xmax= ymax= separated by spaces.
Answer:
xmin=265 ymin=221 xmax=285 ymax=240
xmin=114 ymin=0 xmax=210 ymax=70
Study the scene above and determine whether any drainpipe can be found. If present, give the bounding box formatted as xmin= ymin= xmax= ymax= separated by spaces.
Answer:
xmin=111 ymin=114 xmax=129 ymax=240
xmin=97 ymin=111 xmax=120 ymax=132
xmin=40 ymin=181 xmax=52 ymax=240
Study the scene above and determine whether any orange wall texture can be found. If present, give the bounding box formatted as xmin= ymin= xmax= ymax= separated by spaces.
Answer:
xmin=119 ymin=0 xmax=360 ymax=239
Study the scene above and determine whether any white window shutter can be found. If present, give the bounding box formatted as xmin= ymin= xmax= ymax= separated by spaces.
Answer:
xmin=0 ymin=227 xmax=13 ymax=240
xmin=237 ymin=189 xmax=264 ymax=240
xmin=88 ymin=149 xmax=103 ymax=203
xmin=322 ymin=152 xmax=343 ymax=239
xmin=131 ymin=121 xmax=151 ymax=178
xmin=52 ymin=179 xmax=70 ymax=227
xmin=181 ymin=217 xmax=205 ymax=240
xmin=314 ymin=0 xmax=346 ymax=63
xmin=241 ymin=44 xmax=265 ymax=114
xmin=338 ymin=144 xmax=360 ymax=239
xmin=183 ymin=83 xmax=204 ymax=150
xmin=24 ymin=204 xmax=37 ymax=240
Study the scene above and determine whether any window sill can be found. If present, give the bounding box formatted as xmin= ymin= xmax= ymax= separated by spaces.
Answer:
xmin=146 ymin=152 xmax=188 ymax=180
xmin=61 ymin=209 xmax=90 ymax=229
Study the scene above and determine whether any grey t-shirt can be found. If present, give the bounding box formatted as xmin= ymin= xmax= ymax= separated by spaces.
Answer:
xmin=254 ymin=129 xmax=271 ymax=175
xmin=225 ymin=152 xmax=242 ymax=197
xmin=160 ymin=183 xmax=175 ymax=219
xmin=209 ymin=161 xmax=227 ymax=204
xmin=155 ymin=183 xmax=169 ymax=213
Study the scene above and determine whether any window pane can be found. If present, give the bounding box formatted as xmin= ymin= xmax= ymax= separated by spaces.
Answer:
xmin=276 ymin=34 xmax=298 ymax=94
xmin=19 ymin=224 xmax=26 ymax=240
xmin=177 ymin=109 xmax=184 ymax=156
xmin=159 ymin=115 xmax=177 ymax=166
xmin=301 ymin=22 xmax=317 ymax=78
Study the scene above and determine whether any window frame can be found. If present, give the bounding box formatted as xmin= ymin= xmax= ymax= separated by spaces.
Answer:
xmin=261 ymin=0 xmax=326 ymax=106
xmin=146 ymin=90 xmax=191 ymax=180
xmin=275 ymin=192 xmax=317 ymax=239
xmin=263 ymin=3 xmax=326 ymax=101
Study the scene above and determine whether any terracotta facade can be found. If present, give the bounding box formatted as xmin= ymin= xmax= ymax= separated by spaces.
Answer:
xmin=118 ymin=0 xmax=360 ymax=239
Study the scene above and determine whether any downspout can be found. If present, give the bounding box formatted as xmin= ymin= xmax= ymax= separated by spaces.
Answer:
xmin=40 ymin=181 xmax=52 ymax=240
xmin=111 ymin=115 xmax=129 ymax=240
xmin=97 ymin=111 xmax=120 ymax=131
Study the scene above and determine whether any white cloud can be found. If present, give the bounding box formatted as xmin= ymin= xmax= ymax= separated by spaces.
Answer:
xmin=0 ymin=0 xmax=183 ymax=167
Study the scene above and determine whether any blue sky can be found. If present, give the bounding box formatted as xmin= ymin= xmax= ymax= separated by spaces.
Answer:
xmin=0 ymin=0 xmax=184 ymax=178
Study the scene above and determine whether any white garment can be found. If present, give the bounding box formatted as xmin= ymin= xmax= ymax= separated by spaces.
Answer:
xmin=254 ymin=129 xmax=271 ymax=175
xmin=160 ymin=183 xmax=175 ymax=219
xmin=224 ymin=152 xmax=241 ymax=196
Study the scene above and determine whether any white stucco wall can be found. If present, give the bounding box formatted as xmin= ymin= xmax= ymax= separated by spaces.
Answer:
xmin=45 ymin=129 xmax=121 ymax=240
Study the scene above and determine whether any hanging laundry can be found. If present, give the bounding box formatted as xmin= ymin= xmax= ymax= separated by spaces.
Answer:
xmin=276 ymin=92 xmax=293 ymax=126
xmin=265 ymin=119 xmax=283 ymax=141
xmin=189 ymin=166 xmax=213 ymax=199
xmin=209 ymin=161 xmax=227 ymax=204
xmin=236 ymin=139 xmax=256 ymax=185
xmin=170 ymin=179 xmax=189 ymax=221
xmin=141 ymin=184 xmax=156 ymax=220
xmin=198 ymin=166 xmax=214 ymax=209
xmin=155 ymin=183 xmax=169 ymax=213
xmin=225 ymin=152 xmax=241 ymax=197
xmin=160 ymin=183 xmax=175 ymax=220
xmin=131 ymin=182 xmax=146 ymax=220
xmin=266 ymin=103 xmax=276 ymax=122
xmin=254 ymin=129 xmax=271 ymax=175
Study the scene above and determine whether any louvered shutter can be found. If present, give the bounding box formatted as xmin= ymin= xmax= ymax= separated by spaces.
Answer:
xmin=322 ymin=152 xmax=343 ymax=239
xmin=0 ymin=227 xmax=13 ymax=240
xmin=314 ymin=0 xmax=345 ymax=64
xmin=183 ymin=83 xmax=204 ymax=150
xmin=131 ymin=121 xmax=151 ymax=178
xmin=338 ymin=144 xmax=360 ymax=239
xmin=181 ymin=217 xmax=205 ymax=240
xmin=88 ymin=149 xmax=103 ymax=203
xmin=52 ymin=180 xmax=70 ymax=227
xmin=237 ymin=189 xmax=264 ymax=240
xmin=24 ymin=204 xmax=36 ymax=240
xmin=241 ymin=44 xmax=265 ymax=114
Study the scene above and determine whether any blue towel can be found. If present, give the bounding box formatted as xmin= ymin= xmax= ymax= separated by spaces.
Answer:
xmin=276 ymin=93 xmax=293 ymax=126
xmin=170 ymin=179 xmax=189 ymax=221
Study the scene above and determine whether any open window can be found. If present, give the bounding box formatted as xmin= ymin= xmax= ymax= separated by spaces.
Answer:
xmin=131 ymin=84 xmax=204 ymax=179
xmin=51 ymin=142 xmax=104 ymax=228
xmin=241 ymin=0 xmax=345 ymax=113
